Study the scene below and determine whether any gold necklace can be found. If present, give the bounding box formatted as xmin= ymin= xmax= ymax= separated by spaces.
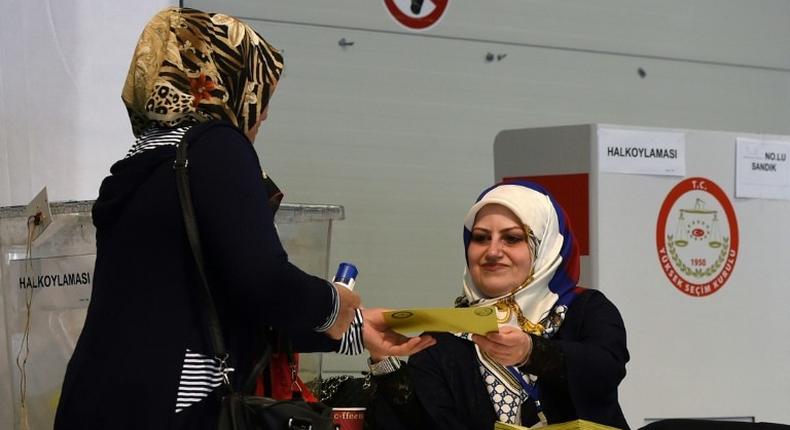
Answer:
xmin=493 ymin=271 xmax=545 ymax=335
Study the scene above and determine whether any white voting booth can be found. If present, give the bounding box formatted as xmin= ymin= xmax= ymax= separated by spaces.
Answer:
xmin=0 ymin=201 xmax=343 ymax=430
xmin=494 ymin=124 xmax=790 ymax=426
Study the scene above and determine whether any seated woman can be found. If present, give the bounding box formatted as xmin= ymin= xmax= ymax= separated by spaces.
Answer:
xmin=366 ymin=180 xmax=630 ymax=429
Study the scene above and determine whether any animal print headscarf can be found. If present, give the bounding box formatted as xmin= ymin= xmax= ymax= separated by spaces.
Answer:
xmin=122 ymin=7 xmax=283 ymax=137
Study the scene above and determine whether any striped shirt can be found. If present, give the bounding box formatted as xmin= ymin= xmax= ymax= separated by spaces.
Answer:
xmin=338 ymin=309 xmax=365 ymax=355
xmin=125 ymin=126 xmax=191 ymax=158
xmin=175 ymin=308 xmax=364 ymax=413
xmin=174 ymin=350 xmax=226 ymax=413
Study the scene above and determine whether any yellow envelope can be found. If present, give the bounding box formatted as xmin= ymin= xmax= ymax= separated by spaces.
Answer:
xmin=383 ymin=306 xmax=499 ymax=335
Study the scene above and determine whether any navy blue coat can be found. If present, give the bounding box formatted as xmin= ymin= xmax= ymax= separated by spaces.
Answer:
xmin=368 ymin=289 xmax=630 ymax=429
xmin=55 ymin=122 xmax=338 ymax=430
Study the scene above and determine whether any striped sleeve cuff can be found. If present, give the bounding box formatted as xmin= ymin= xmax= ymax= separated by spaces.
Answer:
xmin=337 ymin=309 xmax=365 ymax=355
xmin=314 ymin=282 xmax=340 ymax=333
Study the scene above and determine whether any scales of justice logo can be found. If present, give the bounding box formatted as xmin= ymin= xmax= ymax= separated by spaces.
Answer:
xmin=656 ymin=177 xmax=739 ymax=297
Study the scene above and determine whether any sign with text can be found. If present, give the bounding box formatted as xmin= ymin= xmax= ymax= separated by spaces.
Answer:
xmin=735 ymin=137 xmax=790 ymax=200
xmin=598 ymin=127 xmax=685 ymax=176
xmin=7 ymin=254 xmax=95 ymax=311
xmin=656 ymin=178 xmax=738 ymax=297
xmin=332 ymin=408 xmax=365 ymax=430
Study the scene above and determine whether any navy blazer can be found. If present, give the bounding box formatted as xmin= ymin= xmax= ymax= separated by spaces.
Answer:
xmin=55 ymin=122 xmax=338 ymax=430
xmin=368 ymin=289 xmax=630 ymax=430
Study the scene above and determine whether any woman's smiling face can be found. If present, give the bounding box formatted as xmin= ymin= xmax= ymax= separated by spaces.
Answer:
xmin=467 ymin=204 xmax=534 ymax=298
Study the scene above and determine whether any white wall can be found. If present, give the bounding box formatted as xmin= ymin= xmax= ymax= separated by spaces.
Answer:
xmin=594 ymin=127 xmax=790 ymax=425
xmin=494 ymin=124 xmax=790 ymax=425
xmin=0 ymin=0 xmax=176 ymax=207
xmin=2 ymin=0 xmax=789 ymax=428
xmin=0 ymin=1 xmax=175 ymax=428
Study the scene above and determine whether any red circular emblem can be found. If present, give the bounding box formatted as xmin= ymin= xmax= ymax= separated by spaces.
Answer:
xmin=656 ymin=177 xmax=739 ymax=297
xmin=383 ymin=0 xmax=449 ymax=31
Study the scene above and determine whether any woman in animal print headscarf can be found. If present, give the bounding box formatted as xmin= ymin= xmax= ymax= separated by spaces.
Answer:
xmin=54 ymin=8 xmax=433 ymax=430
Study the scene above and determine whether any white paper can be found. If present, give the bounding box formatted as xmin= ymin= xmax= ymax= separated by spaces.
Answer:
xmin=735 ymin=138 xmax=790 ymax=200
xmin=598 ymin=127 xmax=686 ymax=176
xmin=6 ymin=254 xmax=95 ymax=311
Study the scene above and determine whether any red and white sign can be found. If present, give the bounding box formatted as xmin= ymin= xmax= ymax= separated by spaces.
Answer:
xmin=383 ymin=0 xmax=449 ymax=31
xmin=332 ymin=407 xmax=365 ymax=430
xmin=656 ymin=177 xmax=739 ymax=297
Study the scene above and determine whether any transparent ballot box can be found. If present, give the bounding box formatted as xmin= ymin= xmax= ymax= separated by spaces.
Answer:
xmin=0 ymin=201 xmax=343 ymax=430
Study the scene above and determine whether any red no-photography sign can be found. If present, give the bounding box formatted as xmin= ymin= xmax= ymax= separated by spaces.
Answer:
xmin=383 ymin=0 xmax=449 ymax=31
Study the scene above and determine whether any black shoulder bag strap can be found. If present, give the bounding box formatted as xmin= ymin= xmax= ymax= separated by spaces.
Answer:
xmin=174 ymin=123 xmax=272 ymax=393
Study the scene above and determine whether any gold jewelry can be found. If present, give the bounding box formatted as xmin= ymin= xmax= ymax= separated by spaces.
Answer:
xmin=495 ymin=295 xmax=514 ymax=323
xmin=493 ymin=265 xmax=545 ymax=334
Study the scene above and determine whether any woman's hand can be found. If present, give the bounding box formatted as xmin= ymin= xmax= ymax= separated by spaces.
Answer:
xmin=324 ymin=284 xmax=361 ymax=340
xmin=472 ymin=325 xmax=532 ymax=367
xmin=363 ymin=308 xmax=436 ymax=361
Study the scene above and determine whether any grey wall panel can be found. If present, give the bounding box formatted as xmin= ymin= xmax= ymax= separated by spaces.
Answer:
xmin=494 ymin=125 xmax=592 ymax=177
xmin=184 ymin=1 xmax=790 ymax=416
xmin=224 ymin=19 xmax=790 ymax=377
xmin=187 ymin=0 xmax=790 ymax=70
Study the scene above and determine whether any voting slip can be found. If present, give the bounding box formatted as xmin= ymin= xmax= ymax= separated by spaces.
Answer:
xmin=495 ymin=419 xmax=620 ymax=430
xmin=383 ymin=306 xmax=498 ymax=335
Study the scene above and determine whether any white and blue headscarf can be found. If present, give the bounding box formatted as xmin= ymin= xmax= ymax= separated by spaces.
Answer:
xmin=460 ymin=180 xmax=582 ymax=424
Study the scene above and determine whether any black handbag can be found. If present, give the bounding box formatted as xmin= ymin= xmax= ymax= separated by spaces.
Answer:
xmin=319 ymin=374 xmax=374 ymax=409
xmin=217 ymin=392 xmax=336 ymax=430
xmin=174 ymin=125 xmax=337 ymax=430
